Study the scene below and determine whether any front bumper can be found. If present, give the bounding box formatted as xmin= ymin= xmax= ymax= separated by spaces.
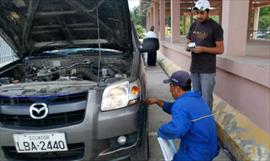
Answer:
xmin=0 ymin=91 xmax=147 ymax=161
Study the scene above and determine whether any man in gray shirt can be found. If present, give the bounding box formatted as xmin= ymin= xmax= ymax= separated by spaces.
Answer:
xmin=186 ymin=0 xmax=224 ymax=109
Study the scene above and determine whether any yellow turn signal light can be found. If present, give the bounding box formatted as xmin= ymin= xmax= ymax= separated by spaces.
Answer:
xmin=131 ymin=86 xmax=140 ymax=95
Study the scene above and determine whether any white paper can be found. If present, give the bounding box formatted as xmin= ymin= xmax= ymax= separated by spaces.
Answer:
xmin=157 ymin=137 xmax=177 ymax=161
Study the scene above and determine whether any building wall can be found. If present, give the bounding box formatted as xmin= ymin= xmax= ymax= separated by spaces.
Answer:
xmin=215 ymin=68 xmax=270 ymax=133
xmin=246 ymin=41 xmax=270 ymax=57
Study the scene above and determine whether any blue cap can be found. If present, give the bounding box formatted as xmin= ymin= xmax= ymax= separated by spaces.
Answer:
xmin=163 ymin=71 xmax=191 ymax=88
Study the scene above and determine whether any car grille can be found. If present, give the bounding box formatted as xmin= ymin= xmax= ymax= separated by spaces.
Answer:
xmin=0 ymin=92 xmax=88 ymax=129
xmin=0 ymin=92 xmax=88 ymax=105
xmin=2 ymin=143 xmax=84 ymax=161
xmin=0 ymin=110 xmax=85 ymax=129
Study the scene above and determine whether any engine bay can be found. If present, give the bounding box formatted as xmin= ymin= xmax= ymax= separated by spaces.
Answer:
xmin=0 ymin=53 xmax=132 ymax=96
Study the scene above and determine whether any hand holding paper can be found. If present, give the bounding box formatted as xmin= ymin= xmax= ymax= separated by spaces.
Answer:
xmin=157 ymin=137 xmax=177 ymax=161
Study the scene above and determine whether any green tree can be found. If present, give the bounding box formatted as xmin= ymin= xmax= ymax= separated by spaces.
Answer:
xmin=135 ymin=24 xmax=145 ymax=39
xmin=130 ymin=6 xmax=146 ymax=28
xmin=130 ymin=6 xmax=146 ymax=39
xmin=130 ymin=7 xmax=140 ymax=25
xmin=259 ymin=6 xmax=270 ymax=30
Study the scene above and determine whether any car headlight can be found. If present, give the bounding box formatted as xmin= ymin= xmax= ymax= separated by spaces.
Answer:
xmin=101 ymin=79 xmax=141 ymax=111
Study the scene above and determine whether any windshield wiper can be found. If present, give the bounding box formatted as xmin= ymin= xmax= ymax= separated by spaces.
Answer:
xmin=41 ymin=48 xmax=123 ymax=56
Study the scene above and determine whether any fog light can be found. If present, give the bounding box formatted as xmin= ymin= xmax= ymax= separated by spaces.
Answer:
xmin=117 ymin=136 xmax=127 ymax=145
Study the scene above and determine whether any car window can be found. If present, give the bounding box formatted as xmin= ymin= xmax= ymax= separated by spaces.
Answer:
xmin=0 ymin=36 xmax=18 ymax=67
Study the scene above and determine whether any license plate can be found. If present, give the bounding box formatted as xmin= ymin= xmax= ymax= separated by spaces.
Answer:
xmin=13 ymin=133 xmax=68 ymax=153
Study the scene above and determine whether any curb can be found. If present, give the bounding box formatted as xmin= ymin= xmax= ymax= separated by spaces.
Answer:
xmin=157 ymin=53 xmax=270 ymax=161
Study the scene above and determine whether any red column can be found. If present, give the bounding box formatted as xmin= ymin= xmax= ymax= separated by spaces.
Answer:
xmin=150 ymin=6 xmax=153 ymax=28
xmin=159 ymin=0 xmax=165 ymax=40
xmin=222 ymin=0 xmax=249 ymax=55
xmin=146 ymin=11 xmax=150 ymax=31
xmin=153 ymin=1 xmax=159 ymax=36
xmin=171 ymin=0 xmax=180 ymax=43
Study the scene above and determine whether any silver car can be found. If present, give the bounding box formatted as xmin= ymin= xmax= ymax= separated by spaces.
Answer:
xmin=0 ymin=0 xmax=159 ymax=160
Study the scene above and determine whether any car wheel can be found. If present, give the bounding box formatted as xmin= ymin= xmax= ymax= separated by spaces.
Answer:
xmin=130 ymin=132 xmax=149 ymax=161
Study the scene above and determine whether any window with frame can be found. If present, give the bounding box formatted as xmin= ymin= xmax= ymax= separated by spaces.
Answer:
xmin=248 ymin=0 xmax=270 ymax=41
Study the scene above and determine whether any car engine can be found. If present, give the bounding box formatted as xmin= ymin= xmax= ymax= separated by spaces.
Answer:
xmin=0 ymin=54 xmax=132 ymax=96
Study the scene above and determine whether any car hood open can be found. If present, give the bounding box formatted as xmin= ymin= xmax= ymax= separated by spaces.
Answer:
xmin=0 ymin=0 xmax=133 ymax=57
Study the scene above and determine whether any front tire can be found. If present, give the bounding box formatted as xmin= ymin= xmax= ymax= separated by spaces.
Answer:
xmin=130 ymin=132 xmax=149 ymax=161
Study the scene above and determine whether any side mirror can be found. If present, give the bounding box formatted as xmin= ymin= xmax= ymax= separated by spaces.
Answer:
xmin=140 ymin=38 xmax=159 ymax=53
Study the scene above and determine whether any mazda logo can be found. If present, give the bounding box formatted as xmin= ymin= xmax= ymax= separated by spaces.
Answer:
xmin=29 ymin=103 xmax=48 ymax=119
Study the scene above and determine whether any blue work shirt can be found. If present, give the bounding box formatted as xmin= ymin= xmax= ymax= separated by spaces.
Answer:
xmin=158 ymin=91 xmax=219 ymax=161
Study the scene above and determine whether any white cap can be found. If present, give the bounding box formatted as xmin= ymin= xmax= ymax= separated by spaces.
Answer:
xmin=193 ymin=0 xmax=211 ymax=11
